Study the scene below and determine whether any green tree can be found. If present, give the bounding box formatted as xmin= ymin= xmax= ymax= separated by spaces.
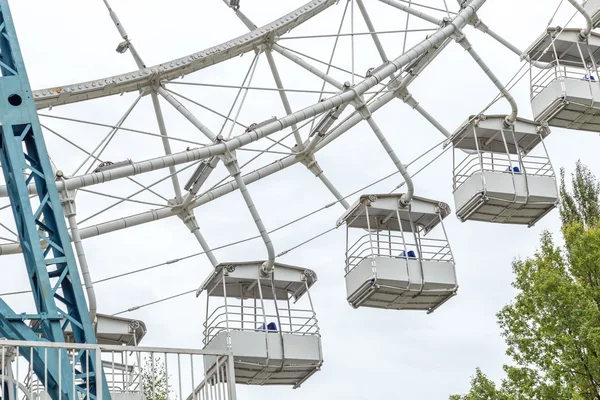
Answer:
xmin=141 ymin=358 xmax=175 ymax=400
xmin=450 ymin=161 xmax=600 ymax=400
xmin=449 ymin=368 xmax=509 ymax=400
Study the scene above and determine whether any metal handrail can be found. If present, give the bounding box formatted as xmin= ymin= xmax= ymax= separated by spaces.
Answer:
xmin=345 ymin=232 xmax=453 ymax=274
xmin=531 ymin=63 xmax=600 ymax=99
xmin=453 ymin=153 xmax=554 ymax=190
xmin=204 ymin=310 xmax=317 ymax=336
xmin=203 ymin=304 xmax=319 ymax=345
xmin=0 ymin=340 xmax=236 ymax=400
xmin=203 ymin=304 xmax=315 ymax=331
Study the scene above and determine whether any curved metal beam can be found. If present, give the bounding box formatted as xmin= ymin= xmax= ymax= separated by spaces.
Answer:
xmin=53 ymin=0 xmax=486 ymax=193
xmin=567 ymin=0 xmax=593 ymax=39
xmin=31 ymin=0 xmax=337 ymax=110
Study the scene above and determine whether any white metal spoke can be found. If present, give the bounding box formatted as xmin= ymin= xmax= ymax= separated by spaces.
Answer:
xmin=403 ymin=0 xmax=413 ymax=53
xmin=273 ymin=45 xmax=386 ymax=88
xmin=150 ymin=92 xmax=184 ymax=202
xmin=442 ymin=0 xmax=451 ymax=17
xmin=277 ymin=28 xmax=437 ymax=40
xmin=237 ymin=148 xmax=292 ymax=156
xmin=78 ymin=161 xmax=201 ymax=225
xmin=351 ymin=0 xmax=355 ymax=85
xmin=162 ymin=86 xmax=249 ymax=127
xmin=379 ymin=0 xmax=445 ymax=24
xmin=0 ymin=222 xmax=17 ymax=239
xmin=356 ymin=0 xmax=389 ymax=63
xmin=42 ymin=122 xmax=170 ymax=203
xmin=308 ymin=0 xmax=349 ymax=132
xmin=71 ymin=93 xmax=143 ymax=176
xmin=397 ymin=0 xmax=457 ymax=14
xmin=265 ymin=50 xmax=304 ymax=148
xmin=0 ymin=235 xmax=18 ymax=244
xmin=39 ymin=113 xmax=207 ymax=147
xmin=197 ymin=115 xmax=321 ymax=201
xmin=162 ymin=86 xmax=293 ymax=151
xmin=78 ymin=188 xmax=166 ymax=208
xmin=157 ymin=87 xmax=218 ymax=143
xmin=169 ymin=81 xmax=341 ymax=94
xmin=273 ymin=44 xmax=345 ymax=90
xmin=224 ymin=50 xmax=262 ymax=140
xmin=217 ymin=51 xmax=263 ymax=138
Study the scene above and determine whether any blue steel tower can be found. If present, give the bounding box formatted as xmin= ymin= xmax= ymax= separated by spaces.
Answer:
xmin=0 ymin=1 xmax=108 ymax=399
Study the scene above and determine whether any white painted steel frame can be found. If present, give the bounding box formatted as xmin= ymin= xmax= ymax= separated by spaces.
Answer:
xmin=0 ymin=0 xmax=494 ymax=265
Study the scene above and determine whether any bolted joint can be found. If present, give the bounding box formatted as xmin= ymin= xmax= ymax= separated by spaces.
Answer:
xmin=466 ymin=13 xmax=484 ymax=29
xmin=149 ymin=76 xmax=163 ymax=91
xmin=536 ymin=121 xmax=551 ymax=136
xmin=399 ymin=193 xmax=411 ymax=207
xmin=220 ymin=148 xmax=239 ymax=175
xmin=441 ymin=16 xmax=453 ymax=28
xmin=59 ymin=186 xmax=77 ymax=217
xmin=260 ymin=261 xmax=274 ymax=276
xmin=357 ymin=105 xmax=371 ymax=119
xmin=503 ymin=115 xmax=515 ymax=129
xmin=354 ymin=95 xmax=371 ymax=119
xmin=395 ymin=89 xmax=417 ymax=108
xmin=455 ymin=32 xmax=469 ymax=47
xmin=301 ymin=156 xmax=323 ymax=177
xmin=474 ymin=113 xmax=486 ymax=127
xmin=177 ymin=210 xmax=199 ymax=232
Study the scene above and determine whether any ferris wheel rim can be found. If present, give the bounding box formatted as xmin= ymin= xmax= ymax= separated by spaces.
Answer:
xmin=31 ymin=0 xmax=336 ymax=110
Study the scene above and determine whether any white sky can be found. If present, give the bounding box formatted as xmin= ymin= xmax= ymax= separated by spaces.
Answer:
xmin=1 ymin=0 xmax=599 ymax=398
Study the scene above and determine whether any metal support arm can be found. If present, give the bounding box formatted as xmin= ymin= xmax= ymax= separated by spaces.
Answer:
xmin=469 ymin=19 xmax=552 ymax=69
xmin=358 ymin=106 xmax=414 ymax=205
xmin=567 ymin=0 xmax=593 ymax=40
xmin=456 ymin=29 xmax=518 ymax=125
xmin=222 ymin=151 xmax=276 ymax=274
xmin=60 ymin=189 xmax=98 ymax=325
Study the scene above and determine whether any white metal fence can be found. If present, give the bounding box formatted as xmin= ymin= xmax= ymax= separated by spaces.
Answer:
xmin=203 ymin=304 xmax=319 ymax=346
xmin=531 ymin=63 xmax=600 ymax=99
xmin=345 ymin=232 xmax=453 ymax=274
xmin=453 ymin=152 xmax=554 ymax=190
xmin=0 ymin=340 xmax=236 ymax=400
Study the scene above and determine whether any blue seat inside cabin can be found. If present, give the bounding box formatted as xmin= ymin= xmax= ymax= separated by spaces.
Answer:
xmin=584 ymin=74 xmax=596 ymax=81
xmin=257 ymin=322 xmax=278 ymax=332
xmin=505 ymin=166 xmax=521 ymax=173
xmin=399 ymin=250 xmax=417 ymax=259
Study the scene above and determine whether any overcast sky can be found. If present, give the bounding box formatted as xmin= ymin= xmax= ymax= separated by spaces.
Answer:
xmin=1 ymin=0 xmax=598 ymax=398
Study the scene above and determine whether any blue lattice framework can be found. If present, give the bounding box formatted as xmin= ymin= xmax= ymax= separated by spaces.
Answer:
xmin=0 ymin=1 xmax=108 ymax=399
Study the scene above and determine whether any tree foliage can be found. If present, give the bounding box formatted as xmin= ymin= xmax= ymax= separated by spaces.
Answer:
xmin=451 ymin=161 xmax=600 ymax=400
xmin=449 ymin=368 xmax=508 ymax=400
xmin=141 ymin=357 xmax=175 ymax=400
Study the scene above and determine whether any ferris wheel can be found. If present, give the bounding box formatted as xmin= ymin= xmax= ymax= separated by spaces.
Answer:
xmin=0 ymin=0 xmax=595 ymax=398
